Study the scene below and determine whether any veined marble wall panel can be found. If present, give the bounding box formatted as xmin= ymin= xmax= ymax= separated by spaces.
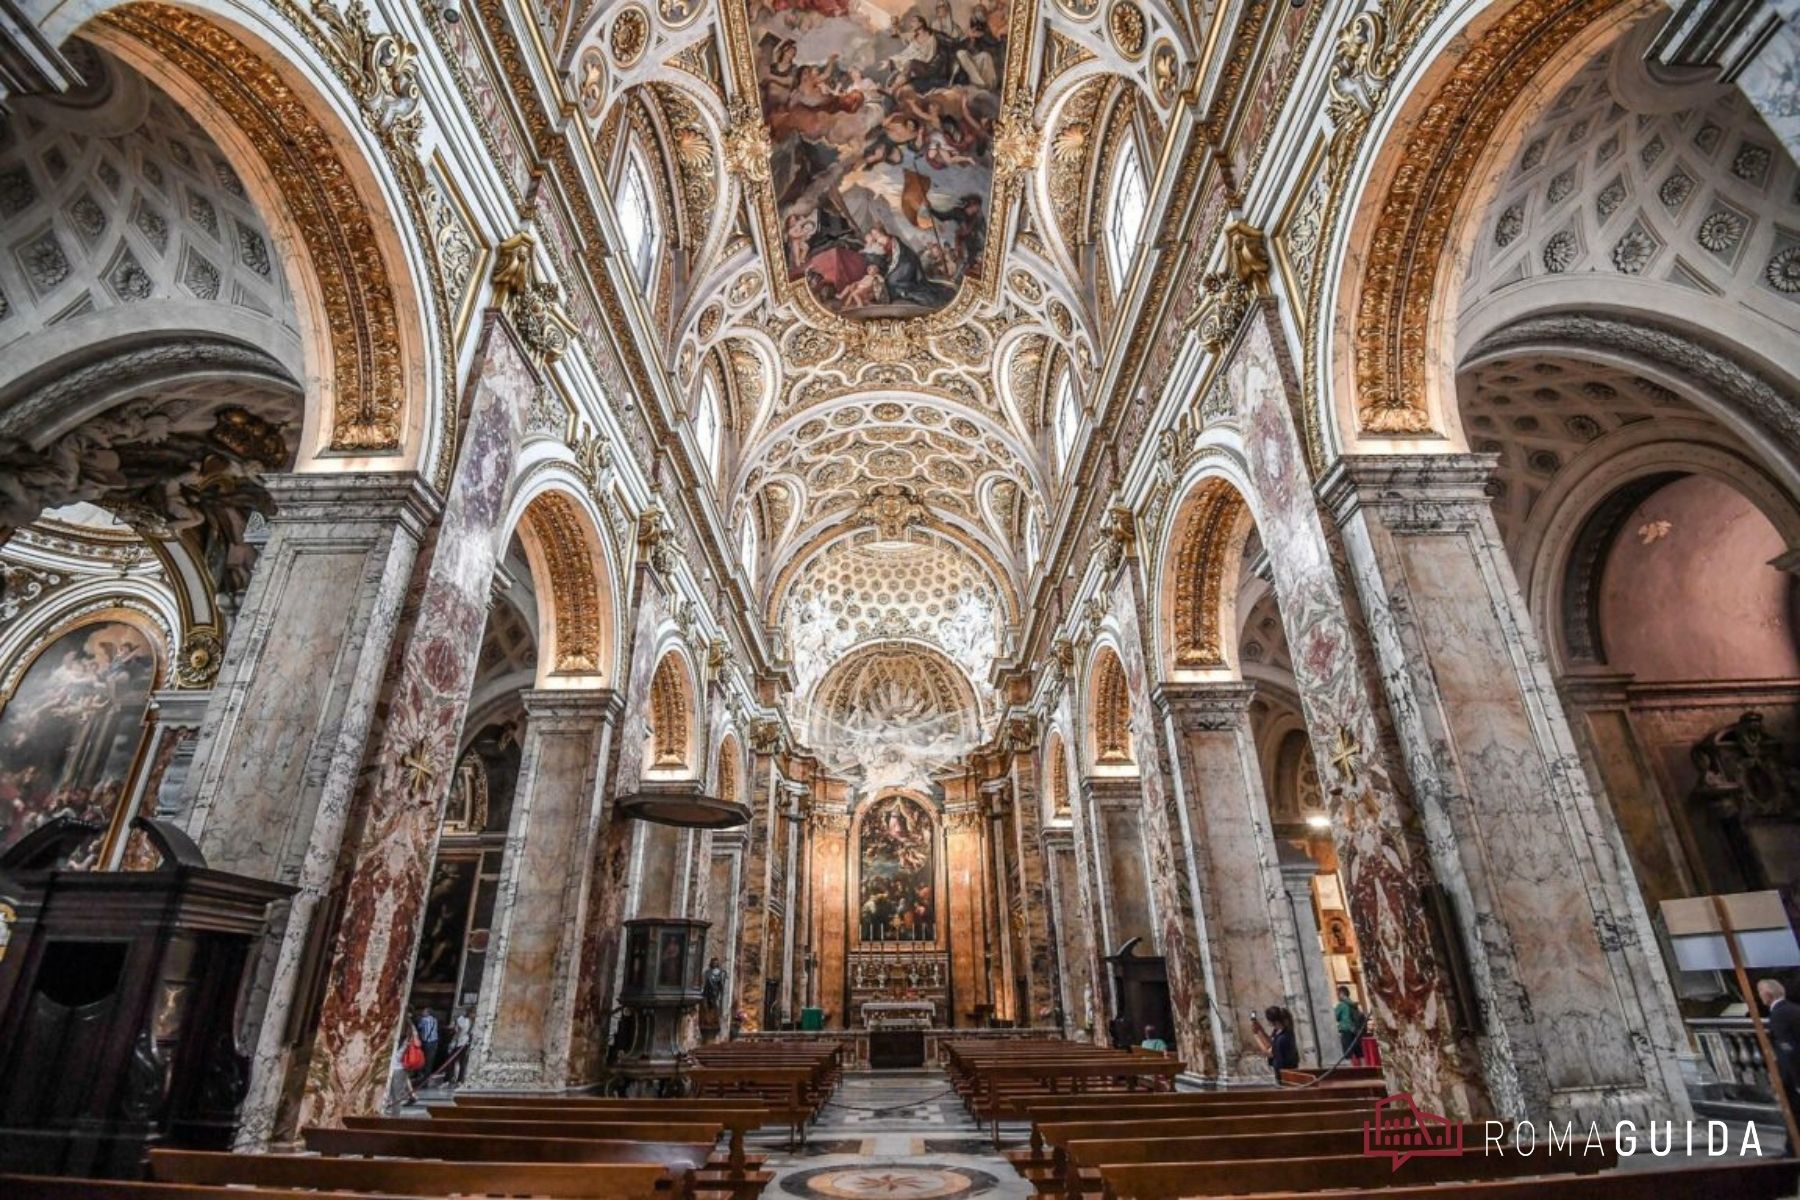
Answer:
xmin=1045 ymin=833 xmax=1092 ymax=1037
xmin=1007 ymin=759 xmax=1059 ymax=1026
xmin=193 ymin=547 xmax=368 ymax=877
xmin=946 ymin=809 xmax=986 ymax=1026
xmin=1106 ymin=577 xmax=1209 ymax=1064
xmin=1231 ymin=312 xmax=1489 ymax=1117
xmin=814 ymin=816 xmax=849 ymax=1027
xmin=1394 ymin=531 xmax=1638 ymax=1093
xmin=483 ymin=706 xmax=603 ymax=1065
xmin=1097 ymin=802 xmax=1153 ymax=949
xmin=297 ymin=319 xmax=536 ymax=1129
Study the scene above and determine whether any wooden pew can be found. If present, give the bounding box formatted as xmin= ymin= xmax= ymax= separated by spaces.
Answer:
xmin=1188 ymin=1160 xmax=1798 ymax=1200
xmin=302 ymin=1125 xmax=711 ymax=1168
xmin=1006 ymin=1094 xmax=1382 ymax=1169
xmin=343 ymin=1113 xmax=721 ymax=1144
xmin=441 ymin=1099 xmax=772 ymax=1173
xmin=1279 ymin=1066 xmax=1384 ymax=1085
xmin=964 ymin=1056 xmax=1188 ymax=1145
xmin=687 ymin=1065 xmax=819 ymax=1146
xmin=0 ymin=1179 xmax=425 ymax=1200
xmin=408 ymin=1113 xmax=770 ymax=1185
xmin=1094 ymin=1141 xmax=1616 ymax=1199
xmin=1028 ymin=1109 xmax=1374 ymax=1186
xmin=147 ymin=1149 xmax=668 ymax=1199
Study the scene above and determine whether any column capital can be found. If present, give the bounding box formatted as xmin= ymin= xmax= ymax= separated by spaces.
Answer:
xmin=263 ymin=471 xmax=442 ymax=536
xmin=1040 ymin=826 xmax=1075 ymax=851
xmin=1316 ymin=453 xmax=1499 ymax=523
xmin=148 ymin=687 xmax=213 ymax=728
xmin=1154 ymin=681 xmax=1257 ymax=727
xmin=519 ymin=686 xmax=622 ymax=726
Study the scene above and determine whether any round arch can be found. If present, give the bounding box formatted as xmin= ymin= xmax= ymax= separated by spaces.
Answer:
xmin=78 ymin=0 xmax=445 ymax=475
xmin=505 ymin=474 xmax=620 ymax=690
xmin=1082 ymin=641 xmax=1134 ymax=775
xmin=1318 ymin=0 xmax=1644 ymax=459
xmin=645 ymin=643 xmax=700 ymax=779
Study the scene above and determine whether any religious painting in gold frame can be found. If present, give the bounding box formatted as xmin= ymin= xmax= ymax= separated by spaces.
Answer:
xmin=848 ymin=789 xmax=949 ymax=949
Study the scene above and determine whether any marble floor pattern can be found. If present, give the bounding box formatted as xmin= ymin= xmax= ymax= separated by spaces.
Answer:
xmin=754 ymin=1071 xmax=1033 ymax=1200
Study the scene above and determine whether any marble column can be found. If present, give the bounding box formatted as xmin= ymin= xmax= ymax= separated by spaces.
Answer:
xmin=1041 ymin=828 xmax=1091 ymax=1037
xmin=731 ymin=754 xmax=777 ymax=1030
xmin=177 ymin=472 xmax=438 ymax=1148
xmin=1232 ymin=312 xmax=1485 ymax=1114
xmin=945 ymin=801 xmax=987 ymax=1027
xmin=1067 ymin=774 xmax=1116 ymax=1037
xmin=465 ymin=688 xmax=620 ymax=1089
xmin=1277 ymin=850 xmax=1339 ymax=1068
xmin=982 ymin=782 xmax=1018 ymax=1024
xmin=1001 ymin=758 xmax=1058 ymax=1027
xmin=1156 ymin=681 xmax=1311 ymax=1077
xmin=1320 ymin=452 xmax=1690 ymax=1125
xmin=296 ymin=317 xmax=539 ymax=1128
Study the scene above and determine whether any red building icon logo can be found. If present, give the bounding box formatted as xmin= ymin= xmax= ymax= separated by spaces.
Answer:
xmin=1362 ymin=1093 xmax=1466 ymax=1170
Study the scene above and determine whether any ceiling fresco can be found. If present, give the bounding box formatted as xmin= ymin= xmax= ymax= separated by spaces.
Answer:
xmin=575 ymin=0 xmax=1190 ymax=781
xmin=752 ymin=0 xmax=1011 ymax=317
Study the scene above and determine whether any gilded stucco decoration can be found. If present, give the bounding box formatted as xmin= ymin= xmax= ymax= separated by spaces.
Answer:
xmin=1168 ymin=478 xmax=1248 ymax=669
xmin=1321 ymin=0 xmax=1623 ymax=441
xmin=649 ymin=652 xmax=692 ymax=769
xmin=522 ymin=490 xmax=606 ymax=675
xmin=610 ymin=6 xmax=651 ymax=67
xmin=1089 ymin=647 xmax=1132 ymax=764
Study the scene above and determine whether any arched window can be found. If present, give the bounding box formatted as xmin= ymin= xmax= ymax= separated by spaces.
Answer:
xmin=1053 ymin=370 xmax=1080 ymax=473
xmin=1105 ymin=138 xmax=1147 ymax=292
xmin=616 ymin=151 xmax=658 ymax=285
xmin=695 ymin=373 xmax=722 ymax=485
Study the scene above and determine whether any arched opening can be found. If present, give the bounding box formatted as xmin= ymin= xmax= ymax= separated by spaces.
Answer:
xmin=1157 ymin=470 xmax=1370 ymax=1070
xmin=647 ymin=651 xmax=696 ymax=777
xmin=514 ymin=487 xmax=617 ymax=688
xmin=1086 ymin=647 xmax=1134 ymax=770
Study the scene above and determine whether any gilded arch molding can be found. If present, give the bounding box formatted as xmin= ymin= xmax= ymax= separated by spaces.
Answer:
xmin=1315 ymin=0 xmax=1632 ymax=450
xmin=1166 ymin=476 xmax=1250 ymax=670
xmin=1088 ymin=646 xmax=1132 ymax=766
xmin=99 ymin=2 xmax=414 ymax=458
xmin=519 ymin=489 xmax=612 ymax=679
xmin=649 ymin=651 xmax=693 ymax=771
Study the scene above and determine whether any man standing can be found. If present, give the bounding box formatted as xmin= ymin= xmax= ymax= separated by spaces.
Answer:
xmin=1757 ymin=979 xmax=1800 ymax=1117
xmin=414 ymin=1007 xmax=440 ymax=1085
xmin=1334 ymin=985 xmax=1366 ymax=1064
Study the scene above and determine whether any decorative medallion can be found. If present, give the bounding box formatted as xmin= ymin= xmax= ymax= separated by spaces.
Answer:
xmin=1057 ymin=0 xmax=1100 ymax=17
xmin=1150 ymin=40 xmax=1178 ymax=106
xmin=577 ymin=46 xmax=607 ymax=117
xmin=1107 ymin=0 xmax=1147 ymax=59
xmin=610 ymin=7 xmax=650 ymax=68
xmin=658 ymin=0 xmax=702 ymax=30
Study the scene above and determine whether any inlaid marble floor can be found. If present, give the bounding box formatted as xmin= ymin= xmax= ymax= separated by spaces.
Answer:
xmin=755 ymin=1071 xmax=1033 ymax=1200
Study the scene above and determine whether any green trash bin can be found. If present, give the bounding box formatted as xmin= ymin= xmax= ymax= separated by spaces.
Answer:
xmin=800 ymin=1007 xmax=825 ymax=1031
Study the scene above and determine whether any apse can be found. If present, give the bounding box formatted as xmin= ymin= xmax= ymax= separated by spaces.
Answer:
xmin=750 ymin=0 xmax=1010 ymax=318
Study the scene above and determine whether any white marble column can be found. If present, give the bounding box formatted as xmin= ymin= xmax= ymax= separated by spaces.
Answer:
xmin=179 ymin=473 xmax=439 ymax=1148
xmin=466 ymin=688 xmax=621 ymax=1089
xmin=1156 ymin=681 xmax=1314 ymax=1077
xmin=1277 ymin=850 xmax=1340 ymax=1069
xmin=1320 ymin=453 xmax=1690 ymax=1125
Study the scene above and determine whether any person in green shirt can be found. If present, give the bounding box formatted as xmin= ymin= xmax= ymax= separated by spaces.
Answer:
xmin=1139 ymin=1024 xmax=1168 ymax=1052
xmin=1334 ymin=985 xmax=1366 ymax=1062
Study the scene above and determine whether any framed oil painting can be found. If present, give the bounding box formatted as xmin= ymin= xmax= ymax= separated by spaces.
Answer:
xmin=0 ymin=617 xmax=159 ymax=867
xmin=856 ymin=792 xmax=938 ymax=942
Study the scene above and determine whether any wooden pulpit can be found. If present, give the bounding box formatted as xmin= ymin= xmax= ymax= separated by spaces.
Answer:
xmin=0 ymin=817 xmax=294 ymax=1176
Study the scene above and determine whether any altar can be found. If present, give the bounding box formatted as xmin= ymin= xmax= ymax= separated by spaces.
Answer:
xmin=861 ymin=999 xmax=935 ymax=1029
